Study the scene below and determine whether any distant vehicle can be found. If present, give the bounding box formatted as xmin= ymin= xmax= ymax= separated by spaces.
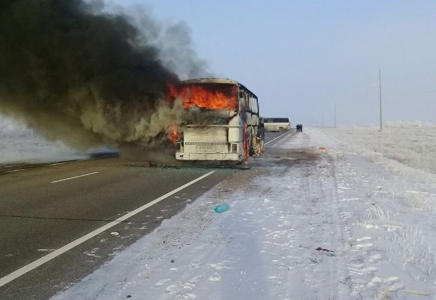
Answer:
xmin=169 ymin=78 xmax=263 ymax=163
xmin=263 ymin=117 xmax=291 ymax=132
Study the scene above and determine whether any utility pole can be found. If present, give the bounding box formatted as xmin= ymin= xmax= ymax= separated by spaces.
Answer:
xmin=334 ymin=103 xmax=337 ymax=128
xmin=379 ymin=69 xmax=383 ymax=132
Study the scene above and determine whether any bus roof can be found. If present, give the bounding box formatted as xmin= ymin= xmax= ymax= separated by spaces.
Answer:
xmin=182 ymin=78 xmax=238 ymax=85
xmin=181 ymin=78 xmax=258 ymax=99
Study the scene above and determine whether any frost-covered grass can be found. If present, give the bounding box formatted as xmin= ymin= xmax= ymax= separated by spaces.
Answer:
xmin=405 ymin=191 xmax=429 ymax=210
xmin=385 ymin=120 xmax=436 ymax=128
xmin=318 ymin=125 xmax=436 ymax=181
xmin=0 ymin=117 xmax=87 ymax=163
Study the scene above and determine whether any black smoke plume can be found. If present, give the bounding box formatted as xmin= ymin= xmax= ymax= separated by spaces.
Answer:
xmin=0 ymin=0 xmax=210 ymax=149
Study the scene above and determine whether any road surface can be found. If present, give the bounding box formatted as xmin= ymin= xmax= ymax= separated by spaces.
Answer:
xmin=0 ymin=131 xmax=292 ymax=300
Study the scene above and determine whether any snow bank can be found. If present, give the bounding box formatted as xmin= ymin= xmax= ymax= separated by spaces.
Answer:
xmin=0 ymin=117 xmax=87 ymax=163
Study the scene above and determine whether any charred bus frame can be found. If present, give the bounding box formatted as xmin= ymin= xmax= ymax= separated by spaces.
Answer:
xmin=174 ymin=78 xmax=263 ymax=162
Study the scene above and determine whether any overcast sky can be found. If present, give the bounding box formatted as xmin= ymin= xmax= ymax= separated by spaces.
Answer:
xmin=114 ymin=0 xmax=436 ymax=127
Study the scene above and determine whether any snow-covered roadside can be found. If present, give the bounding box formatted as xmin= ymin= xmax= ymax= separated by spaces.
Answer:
xmin=53 ymin=129 xmax=436 ymax=300
xmin=317 ymin=126 xmax=436 ymax=183
xmin=0 ymin=117 xmax=91 ymax=163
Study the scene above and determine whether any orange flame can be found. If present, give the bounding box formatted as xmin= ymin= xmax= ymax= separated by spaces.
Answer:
xmin=167 ymin=83 xmax=238 ymax=110
xmin=167 ymin=125 xmax=180 ymax=145
xmin=170 ymin=130 xmax=179 ymax=145
xmin=167 ymin=84 xmax=179 ymax=102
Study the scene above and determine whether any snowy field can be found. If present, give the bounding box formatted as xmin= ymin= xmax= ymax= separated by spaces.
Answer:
xmin=52 ymin=127 xmax=436 ymax=300
xmin=0 ymin=117 xmax=91 ymax=164
xmin=318 ymin=123 xmax=436 ymax=183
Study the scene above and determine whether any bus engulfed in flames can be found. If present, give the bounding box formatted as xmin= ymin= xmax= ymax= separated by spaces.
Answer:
xmin=166 ymin=78 xmax=263 ymax=164
xmin=167 ymin=83 xmax=238 ymax=110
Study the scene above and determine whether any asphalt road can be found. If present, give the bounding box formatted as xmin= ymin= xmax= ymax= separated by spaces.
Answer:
xmin=0 ymin=131 xmax=291 ymax=300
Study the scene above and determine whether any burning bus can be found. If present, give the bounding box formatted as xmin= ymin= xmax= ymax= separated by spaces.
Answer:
xmin=168 ymin=78 xmax=263 ymax=163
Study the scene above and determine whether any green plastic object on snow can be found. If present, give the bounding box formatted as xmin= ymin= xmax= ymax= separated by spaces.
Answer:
xmin=214 ymin=203 xmax=230 ymax=213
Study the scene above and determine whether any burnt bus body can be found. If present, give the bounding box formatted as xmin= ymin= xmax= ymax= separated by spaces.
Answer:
xmin=174 ymin=78 xmax=263 ymax=163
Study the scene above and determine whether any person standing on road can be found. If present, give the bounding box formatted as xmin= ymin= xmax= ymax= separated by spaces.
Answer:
xmin=300 ymin=124 xmax=303 ymax=132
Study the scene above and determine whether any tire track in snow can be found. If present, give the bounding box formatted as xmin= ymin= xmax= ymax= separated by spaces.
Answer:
xmin=324 ymin=153 xmax=353 ymax=300
xmin=275 ymin=131 xmax=350 ymax=299
xmin=295 ymin=130 xmax=352 ymax=299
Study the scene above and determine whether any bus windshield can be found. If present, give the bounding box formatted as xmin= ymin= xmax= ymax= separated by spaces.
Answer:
xmin=177 ymin=83 xmax=238 ymax=110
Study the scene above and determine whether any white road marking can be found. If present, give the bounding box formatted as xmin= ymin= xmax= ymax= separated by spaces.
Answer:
xmin=49 ymin=162 xmax=66 ymax=166
xmin=50 ymin=172 xmax=99 ymax=183
xmin=0 ymin=171 xmax=215 ymax=288
xmin=265 ymin=131 xmax=290 ymax=146
xmin=5 ymin=169 xmax=25 ymax=173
